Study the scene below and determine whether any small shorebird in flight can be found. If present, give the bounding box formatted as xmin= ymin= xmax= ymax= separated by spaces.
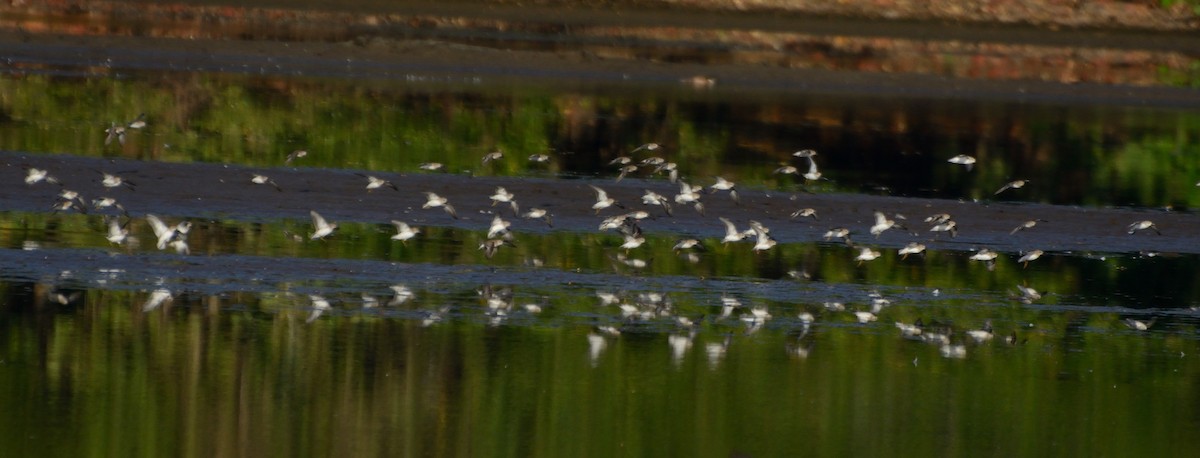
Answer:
xmin=309 ymin=210 xmax=338 ymax=240
xmin=489 ymin=187 xmax=519 ymax=215
xmin=146 ymin=214 xmax=191 ymax=251
xmin=793 ymin=149 xmax=817 ymax=158
xmin=479 ymin=238 xmax=516 ymax=259
xmin=251 ymin=174 xmax=282 ymax=191
xmin=390 ymin=221 xmax=420 ymax=243
xmin=709 ymin=176 xmax=739 ymax=204
xmin=869 ymin=211 xmax=902 ymax=238
xmin=947 ymin=154 xmax=976 ymax=171
xmin=482 ymin=149 xmax=504 ymax=164
xmin=25 ymin=168 xmax=58 ymax=185
xmin=930 ymin=220 xmax=957 ymax=238
xmin=823 ymin=227 xmax=852 ymax=245
xmin=802 ymin=156 xmax=823 ymax=182
xmin=422 ymin=192 xmax=458 ymax=219
xmin=92 ymin=196 xmax=129 ymax=217
xmin=589 ymin=185 xmax=622 ymax=214
xmin=528 ymin=153 xmax=551 ymax=163
xmin=1017 ymin=250 xmax=1044 ymax=268
xmin=899 ymin=242 xmax=926 ymax=259
xmin=100 ymin=172 xmax=136 ymax=190
xmin=719 ymin=217 xmax=747 ymax=244
xmin=630 ymin=142 xmax=660 ymax=154
xmin=1127 ymin=220 xmax=1160 ymax=235
xmin=673 ymin=238 xmax=704 ymax=252
xmin=285 ymin=150 xmax=308 ymax=164
xmin=749 ymin=221 xmax=776 ymax=252
xmin=1123 ymin=317 xmax=1156 ymax=331
xmin=855 ymin=247 xmax=881 ymax=265
xmin=522 ymin=208 xmax=553 ymax=227
xmin=773 ymin=163 xmax=798 ymax=175
xmin=1010 ymin=219 xmax=1044 ymax=234
xmin=790 ymin=208 xmax=818 ymax=220
xmin=418 ymin=162 xmax=444 ymax=171
xmin=641 ymin=190 xmax=673 ymax=217
xmin=357 ymin=174 xmax=398 ymax=192
xmin=994 ymin=179 xmax=1028 ymax=195
xmin=105 ymin=217 xmax=130 ymax=245
xmin=487 ymin=215 xmax=512 ymax=239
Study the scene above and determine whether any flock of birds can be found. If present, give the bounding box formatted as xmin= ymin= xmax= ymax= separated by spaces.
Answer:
xmin=12 ymin=116 xmax=1180 ymax=362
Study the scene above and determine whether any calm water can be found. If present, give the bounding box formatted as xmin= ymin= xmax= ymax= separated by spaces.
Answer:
xmin=3 ymin=14 xmax=1200 ymax=457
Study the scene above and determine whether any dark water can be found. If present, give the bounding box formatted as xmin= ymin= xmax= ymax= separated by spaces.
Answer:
xmin=3 ymin=12 xmax=1200 ymax=456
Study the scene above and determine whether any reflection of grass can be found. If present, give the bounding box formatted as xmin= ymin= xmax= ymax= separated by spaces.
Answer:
xmin=1157 ymin=60 xmax=1200 ymax=88
xmin=1 ymin=73 xmax=1199 ymax=208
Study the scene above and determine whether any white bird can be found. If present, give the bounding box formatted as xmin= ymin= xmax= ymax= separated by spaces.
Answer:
xmin=898 ymin=242 xmax=926 ymax=259
xmin=969 ymin=249 xmax=998 ymax=262
xmin=479 ymin=239 xmax=515 ymax=259
xmin=994 ymin=179 xmax=1028 ymax=195
xmin=251 ymin=174 xmax=282 ymax=191
xmin=802 ymin=156 xmax=822 ymax=181
xmin=358 ymin=174 xmax=398 ymax=192
xmin=285 ymin=150 xmax=308 ymax=164
xmin=823 ymin=227 xmax=851 ymax=244
xmin=793 ymin=149 xmax=818 ymax=158
xmin=146 ymin=214 xmax=190 ymax=250
xmin=947 ymin=154 xmax=976 ymax=170
xmin=389 ymin=285 xmax=415 ymax=306
xmin=641 ymin=190 xmax=673 ymax=216
xmin=1127 ymin=220 xmax=1160 ymax=235
xmin=673 ymin=238 xmax=703 ymax=252
xmin=709 ymin=176 xmax=739 ymax=204
xmin=489 ymin=187 xmax=519 ymax=215
xmin=390 ymin=220 xmax=420 ymax=243
xmin=620 ymin=233 xmax=645 ymax=251
xmin=25 ymin=168 xmax=58 ymax=185
xmin=930 ymin=220 xmax=957 ymax=238
xmin=854 ymin=311 xmax=878 ymax=324
xmin=522 ymin=208 xmax=553 ymax=227
xmin=101 ymin=172 xmax=135 ymax=189
xmin=630 ymin=142 xmax=660 ymax=154
xmin=940 ymin=344 xmax=967 ymax=359
xmin=104 ymin=123 xmax=126 ymax=146
xmin=967 ymin=321 xmax=994 ymax=342
xmin=142 ymin=289 xmax=173 ymax=312
xmin=719 ymin=217 xmax=746 ymax=244
xmin=1123 ymin=317 xmax=1156 ymax=331
xmin=528 ymin=153 xmax=551 ymax=163
xmin=418 ymin=162 xmax=444 ymax=171
xmin=126 ymin=113 xmax=147 ymax=130
xmin=1015 ymin=284 xmax=1042 ymax=303
xmin=773 ymin=164 xmax=798 ymax=175
xmin=869 ymin=211 xmax=899 ymax=237
xmin=1010 ymin=219 xmax=1042 ymax=234
xmin=307 ymin=295 xmax=330 ymax=323
xmin=924 ymin=213 xmax=952 ymax=225
xmin=105 ymin=218 xmax=129 ymax=245
xmin=855 ymin=247 xmax=881 ymax=264
xmin=422 ymin=192 xmax=458 ymax=219
xmin=749 ymin=221 xmax=776 ymax=252
xmin=615 ymin=164 xmax=639 ymax=182
xmin=790 ymin=208 xmax=818 ymax=220
xmin=1017 ymin=250 xmax=1044 ymax=267
xmin=309 ymin=210 xmax=338 ymax=240
xmin=487 ymin=215 xmax=512 ymax=239
xmin=482 ymin=149 xmax=504 ymax=164
xmin=589 ymin=185 xmax=621 ymax=214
